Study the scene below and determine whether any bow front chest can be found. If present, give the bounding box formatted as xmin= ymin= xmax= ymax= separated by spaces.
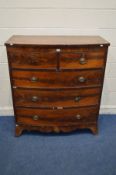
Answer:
xmin=5 ymin=35 xmax=110 ymax=136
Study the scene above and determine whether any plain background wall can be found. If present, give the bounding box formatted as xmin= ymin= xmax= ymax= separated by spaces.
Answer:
xmin=0 ymin=0 xmax=116 ymax=116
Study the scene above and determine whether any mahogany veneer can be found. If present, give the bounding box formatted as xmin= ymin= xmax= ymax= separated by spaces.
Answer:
xmin=5 ymin=35 xmax=110 ymax=136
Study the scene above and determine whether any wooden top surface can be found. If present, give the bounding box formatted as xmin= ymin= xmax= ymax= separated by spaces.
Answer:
xmin=5 ymin=35 xmax=110 ymax=46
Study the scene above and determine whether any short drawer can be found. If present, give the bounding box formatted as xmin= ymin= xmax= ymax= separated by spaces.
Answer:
xmin=60 ymin=50 xmax=105 ymax=69
xmin=16 ymin=106 xmax=98 ymax=126
xmin=7 ymin=46 xmax=57 ymax=69
xmin=12 ymin=69 xmax=103 ymax=88
xmin=13 ymin=88 xmax=101 ymax=108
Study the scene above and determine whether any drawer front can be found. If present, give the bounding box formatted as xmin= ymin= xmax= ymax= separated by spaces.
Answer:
xmin=7 ymin=47 xmax=57 ymax=69
xmin=14 ymin=88 xmax=101 ymax=108
xmin=12 ymin=70 xmax=103 ymax=88
xmin=16 ymin=106 xmax=98 ymax=125
xmin=60 ymin=50 xmax=105 ymax=69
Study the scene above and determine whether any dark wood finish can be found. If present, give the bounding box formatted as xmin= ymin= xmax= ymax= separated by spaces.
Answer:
xmin=15 ymin=123 xmax=98 ymax=136
xmin=60 ymin=49 xmax=105 ymax=69
xmin=16 ymin=106 xmax=98 ymax=124
xmin=7 ymin=47 xmax=57 ymax=69
xmin=5 ymin=35 xmax=110 ymax=46
xmin=12 ymin=69 xmax=103 ymax=88
xmin=5 ymin=35 xmax=110 ymax=136
xmin=15 ymin=125 xmax=24 ymax=137
xmin=14 ymin=88 xmax=100 ymax=108
xmin=7 ymin=46 xmax=106 ymax=70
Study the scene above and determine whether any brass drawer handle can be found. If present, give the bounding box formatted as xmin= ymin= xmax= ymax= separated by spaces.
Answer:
xmin=75 ymin=96 xmax=81 ymax=102
xmin=76 ymin=114 xmax=81 ymax=120
xmin=78 ymin=76 xmax=86 ymax=83
xmin=79 ymin=57 xmax=87 ymax=65
xmin=33 ymin=115 xmax=39 ymax=121
xmin=31 ymin=77 xmax=38 ymax=82
xmin=31 ymin=96 xmax=39 ymax=102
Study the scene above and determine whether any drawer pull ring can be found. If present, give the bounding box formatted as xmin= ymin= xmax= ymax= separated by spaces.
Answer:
xmin=78 ymin=76 xmax=86 ymax=83
xmin=32 ymin=96 xmax=39 ymax=102
xmin=33 ymin=115 xmax=39 ymax=121
xmin=76 ymin=114 xmax=81 ymax=120
xmin=75 ymin=96 xmax=81 ymax=102
xmin=31 ymin=77 xmax=38 ymax=82
xmin=79 ymin=57 xmax=86 ymax=65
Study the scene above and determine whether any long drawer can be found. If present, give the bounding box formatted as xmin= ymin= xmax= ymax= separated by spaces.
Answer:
xmin=16 ymin=106 xmax=98 ymax=125
xmin=11 ymin=69 xmax=103 ymax=88
xmin=13 ymin=88 xmax=101 ymax=108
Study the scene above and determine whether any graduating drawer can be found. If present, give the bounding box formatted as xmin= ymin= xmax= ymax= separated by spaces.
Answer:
xmin=12 ymin=69 xmax=103 ymax=88
xmin=7 ymin=46 xmax=57 ymax=69
xmin=16 ymin=106 xmax=98 ymax=125
xmin=60 ymin=49 xmax=105 ymax=69
xmin=5 ymin=35 xmax=110 ymax=136
xmin=13 ymin=88 xmax=101 ymax=108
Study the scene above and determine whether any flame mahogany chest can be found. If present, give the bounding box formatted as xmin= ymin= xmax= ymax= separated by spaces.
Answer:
xmin=5 ymin=35 xmax=110 ymax=136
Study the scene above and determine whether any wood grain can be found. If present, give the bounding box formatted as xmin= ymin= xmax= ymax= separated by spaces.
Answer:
xmin=14 ymin=88 xmax=100 ymax=108
xmin=60 ymin=49 xmax=105 ymax=69
xmin=5 ymin=35 xmax=109 ymax=46
xmin=7 ymin=46 xmax=57 ymax=69
xmin=12 ymin=69 xmax=103 ymax=88
xmin=16 ymin=106 xmax=98 ymax=124
xmin=5 ymin=35 xmax=110 ymax=136
xmin=15 ymin=123 xmax=98 ymax=136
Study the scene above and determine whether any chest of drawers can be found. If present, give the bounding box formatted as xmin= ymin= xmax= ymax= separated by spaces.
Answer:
xmin=5 ymin=35 xmax=110 ymax=136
